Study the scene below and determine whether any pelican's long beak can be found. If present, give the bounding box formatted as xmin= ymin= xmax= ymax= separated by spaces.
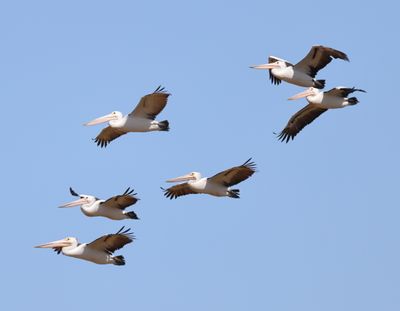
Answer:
xmin=166 ymin=173 xmax=196 ymax=183
xmin=288 ymin=89 xmax=314 ymax=100
xmin=249 ymin=63 xmax=279 ymax=70
xmin=35 ymin=239 xmax=71 ymax=249
xmin=59 ymin=198 xmax=88 ymax=208
xmin=84 ymin=113 xmax=116 ymax=126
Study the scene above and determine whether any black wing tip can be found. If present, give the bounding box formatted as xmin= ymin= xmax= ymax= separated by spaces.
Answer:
xmin=153 ymin=85 xmax=170 ymax=96
xmin=340 ymin=87 xmax=367 ymax=95
xmin=269 ymin=71 xmax=282 ymax=85
xmin=317 ymin=45 xmax=350 ymax=61
xmin=339 ymin=50 xmax=350 ymax=62
xmin=123 ymin=187 xmax=137 ymax=196
xmin=69 ymin=187 xmax=79 ymax=197
xmin=276 ymin=130 xmax=295 ymax=143
xmin=354 ymin=87 xmax=367 ymax=93
xmin=161 ymin=187 xmax=178 ymax=199
xmin=242 ymin=158 xmax=257 ymax=172
xmin=115 ymin=226 xmax=135 ymax=238
xmin=94 ymin=137 xmax=109 ymax=148
xmin=338 ymin=52 xmax=350 ymax=62
xmin=116 ymin=226 xmax=125 ymax=234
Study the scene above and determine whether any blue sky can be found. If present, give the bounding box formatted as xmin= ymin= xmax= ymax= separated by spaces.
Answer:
xmin=1 ymin=1 xmax=400 ymax=310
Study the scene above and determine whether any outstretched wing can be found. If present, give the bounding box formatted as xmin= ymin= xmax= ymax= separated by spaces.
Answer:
xmin=88 ymin=227 xmax=134 ymax=254
xmin=101 ymin=187 xmax=139 ymax=210
xmin=294 ymin=45 xmax=349 ymax=78
xmin=277 ymin=104 xmax=327 ymax=143
xmin=94 ymin=126 xmax=127 ymax=148
xmin=208 ymin=158 xmax=256 ymax=187
xmin=129 ymin=86 xmax=170 ymax=120
xmin=162 ymin=184 xmax=197 ymax=199
xmin=325 ymin=87 xmax=366 ymax=98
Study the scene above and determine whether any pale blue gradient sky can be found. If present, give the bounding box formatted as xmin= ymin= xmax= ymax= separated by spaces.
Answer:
xmin=1 ymin=1 xmax=400 ymax=310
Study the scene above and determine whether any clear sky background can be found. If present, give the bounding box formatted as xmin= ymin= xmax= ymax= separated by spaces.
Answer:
xmin=1 ymin=1 xmax=399 ymax=310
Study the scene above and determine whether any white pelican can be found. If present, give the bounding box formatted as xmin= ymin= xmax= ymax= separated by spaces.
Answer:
xmin=84 ymin=86 xmax=170 ymax=147
xmin=163 ymin=158 xmax=256 ymax=199
xmin=250 ymin=45 xmax=349 ymax=88
xmin=35 ymin=227 xmax=134 ymax=265
xmin=59 ymin=187 xmax=140 ymax=220
xmin=277 ymin=87 xmax=366 ymax=142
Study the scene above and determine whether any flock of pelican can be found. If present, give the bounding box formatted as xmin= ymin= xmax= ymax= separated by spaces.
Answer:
xmin=35 ymin=45 xmax=364 ymax=265
xmin=251 ymin=45 xmax=365 ymax=142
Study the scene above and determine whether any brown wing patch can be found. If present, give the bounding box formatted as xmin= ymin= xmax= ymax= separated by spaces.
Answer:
xmin=94 ymin=126 xmax=126 ymax=148
xmin=326 ymin=87 xmax=366 ymax=98
xmin=162 ymin=183 xmax=197 ymax=199
xmin=209 ymin=158 xmax=257 ymax=187
xmin=277 ymin=104 xmax=327 ymax=143
xmin=88 ymin=227 xmax=134 ymax=254
xmin=129 ymin=86 xmax=170 ymax=120
xmin=295 ymin=45 xmax=349 ymax=78
xmin=101 ymin=187 xmax=139 ymax=210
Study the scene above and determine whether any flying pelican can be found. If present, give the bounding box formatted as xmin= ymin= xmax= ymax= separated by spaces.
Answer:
xmin=59 ymin=187 xmax=140 ymax=220
xmin=163 ymin=158 xmax=256 ymax=199
xmin=35 ymin=227 xmax=134 ymax=265
xmin=277 ymin=87 xmax=366 ymax=142
xmin=84 ymin=86 xmax=170 ymax=147
xmin=250 ymin=45 xmax=349 ymax=88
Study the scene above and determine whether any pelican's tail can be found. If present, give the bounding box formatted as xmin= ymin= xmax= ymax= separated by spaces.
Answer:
xmin=158 ymin=120 xmax=169 ymax=131
xmin=125 ymin=211 xmax=139 ymax=220
xmin=314 ymin=79 xmax=325 ymax=89
xmin=113 ymin=255 xmax=126 ymax=266
xmin=228 ymin=189 xmax=240 ymax=199
xmin=348 ymin=97 xmax=359 ymax=105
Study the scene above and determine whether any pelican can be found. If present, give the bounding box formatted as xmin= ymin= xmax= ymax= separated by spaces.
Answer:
xmin=250 ymin=45 xmax=349 ymax=88
xmin=84 ymin=86 xmax=170 ymax=147
xmin=35 ymin=227 xmax=134 ymax=265
xmin=277 ymin=87 xmax=366 ymax=142
xmin=59 ymin=187 xmax=140 ymax=220
xmin=163 ymin=158 xmax=256 ymax=199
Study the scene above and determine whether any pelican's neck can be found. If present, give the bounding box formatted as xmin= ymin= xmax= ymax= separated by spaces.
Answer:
xmin=81 ymin=200 xmax=102 ymax=215
xmin=62 ymin=240 xmax=79 ymax=255
xmin=110 ymin=115 xmax=127 ymax=128
xmin=307 ymin=92 xmax=323 ymax=104
xmin=272 ymin=66 xmax=293 ymax=79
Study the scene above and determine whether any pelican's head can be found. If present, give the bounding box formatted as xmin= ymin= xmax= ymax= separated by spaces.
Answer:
xmin=288 ymin=87 xmax=319 ymax=100
xmin=166 ymin=172 xmax=202 ymax=183
xmin=250 ymin=56 xmax=288 ymax=70
xmin=59 ymin=188 xmax=97 ymax=208
xmin=35 ymin=237 xmax=78 ymax=252
xmin=84 ymin=111 xmax=123 ymax=126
